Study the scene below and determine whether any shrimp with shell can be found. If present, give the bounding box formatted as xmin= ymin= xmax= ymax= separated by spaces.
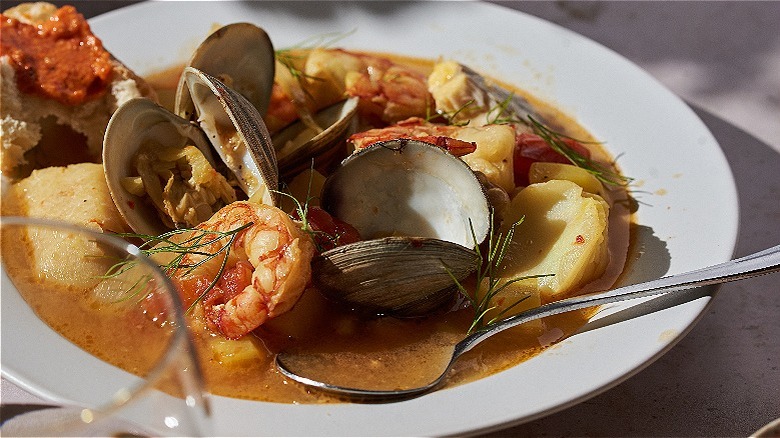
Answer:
xmin=347 ymin=117 xmax=477 ymax=156
xmin=268 ymin=48 xmax=435 ymax=132
xmin=173 ymin=201 xmax=315 ymax=339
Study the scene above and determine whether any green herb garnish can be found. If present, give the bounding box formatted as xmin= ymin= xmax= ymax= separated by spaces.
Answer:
xmin=441 ymin=84 xmax=633 ymax=188
xmin=106 ymin=223 xmax=252 ymax=313
xmin=274 ymin=161 xmax=345 ymax=253
xmin=431 ymin=99 xmax=476 ymax=126
xmin=451 ymin=215 xmax=553 ymax=334
xmin=527 ymin=116 xmax=632 ymax=187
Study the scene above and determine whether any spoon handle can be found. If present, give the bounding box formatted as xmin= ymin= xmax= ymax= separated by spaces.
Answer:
xmin=457 ymin=244 xmax=780 ymax=355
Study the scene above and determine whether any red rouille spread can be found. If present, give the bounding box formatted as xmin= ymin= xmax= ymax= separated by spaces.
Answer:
xmin=0 ymin=5 xmax=113 ymax=105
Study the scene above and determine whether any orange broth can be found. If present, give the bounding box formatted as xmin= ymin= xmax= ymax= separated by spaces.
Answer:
xmin=2 ymin=53 xmax=632 ymax=404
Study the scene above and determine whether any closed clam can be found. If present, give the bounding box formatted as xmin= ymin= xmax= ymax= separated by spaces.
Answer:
xmin=103 ymin=67 xmax=277 ymax=235
xmin=313 ymin=139 xmax=492 ymax=316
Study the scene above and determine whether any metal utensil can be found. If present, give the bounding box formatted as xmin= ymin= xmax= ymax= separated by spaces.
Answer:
xmin=276 ymin=244 xmax=780 ymax=402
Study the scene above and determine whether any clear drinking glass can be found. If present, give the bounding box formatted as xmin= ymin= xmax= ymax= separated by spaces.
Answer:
xmin=0 ymin=216 xmax=210 ymax=436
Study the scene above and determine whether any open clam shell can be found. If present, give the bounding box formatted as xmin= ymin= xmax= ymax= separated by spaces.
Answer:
xmin=175 ymin=22 xmax=275 ymax=119
xmin=182 ymin=66 xmax=278 ymax=206
xmin=103 ymin=68 xmax=279 ymax=234
xmin=321 ymin=139 xmax=491 ymax=248
xmin=314 ymin=139 xmax=492 ymax=316
xmin=102 ymin=98 xmax=218 ymax=236
xmin=272 ymin=96 xmax=359 ymax=180
xmin=313 ymin=237 xmax=478 ymax=316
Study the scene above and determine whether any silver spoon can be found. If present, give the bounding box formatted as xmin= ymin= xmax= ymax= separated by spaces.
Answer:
xmin=276 ymin=244 xmax=780 ymax=401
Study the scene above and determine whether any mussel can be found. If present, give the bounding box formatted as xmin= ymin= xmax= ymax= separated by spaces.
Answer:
xmin=103 ymin=67 xmax=277 ymax=235
xmin=312 ymin=139 xmax=492 ymax=316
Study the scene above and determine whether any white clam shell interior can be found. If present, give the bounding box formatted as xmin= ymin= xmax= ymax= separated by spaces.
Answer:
xmin=321 ymin=140 xmax=491 ymax=248
xmin=183 ymin=67 xmax=278 ymax=206
xmin=102 ymin=98 xmax=216 ymax=236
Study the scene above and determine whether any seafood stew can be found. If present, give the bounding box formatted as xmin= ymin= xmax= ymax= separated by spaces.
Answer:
xmin=0 ymin=3 xmax=633 ymax=404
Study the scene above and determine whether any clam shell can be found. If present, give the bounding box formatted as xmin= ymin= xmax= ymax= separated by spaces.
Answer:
xmin=313 ymin=237 xmax=478 ymax=316
xmin=102 ymin=98 xmax=217 ymax=236
xmin=320 ymin=139 xmax=491 ymax=248
xmin=175 ymin=23 xmax=275 ymax=119
xmin=182 ymin=66 xmax=278 ymax=206
xmin=272 ymin=97 xmax=358 ymax=180
xmin=314 ymin=139 xmax=492 ymax=316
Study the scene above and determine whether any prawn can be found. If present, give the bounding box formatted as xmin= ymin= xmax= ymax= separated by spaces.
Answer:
xmin=267 ymin=48 xmax=434 ymax=132
xmin=174 ymin=201 xmax=315 ymax=339
xmin=348 ymin=117 xmax=476 ymax=156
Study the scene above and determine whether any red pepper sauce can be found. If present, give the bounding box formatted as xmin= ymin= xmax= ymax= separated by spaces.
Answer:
xmin=0 ymin=5 xmax=112 ymax=105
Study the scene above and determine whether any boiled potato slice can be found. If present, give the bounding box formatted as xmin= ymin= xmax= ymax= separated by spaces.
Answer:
xmin=528 ymin=162 xmax=605 ymax=198
xmin=491 ymin=179 xmax=610 ymax=314
xmin=278 ymin=168 xmax=326 ymax=213
xmin=207 ymin=335 xmax=267 ymax=365
xmin=477 ymin=278 xmax=544 ymax=332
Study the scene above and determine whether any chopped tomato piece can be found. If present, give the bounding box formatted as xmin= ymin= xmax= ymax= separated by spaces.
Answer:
xmin=513 ymin=132 xmax=591 ymax=186
xmin=217 ymin=261 xmax=254 ymax=300
xmin=293 ymin=206 xmax=361 ymax=251
xmin=172 ymin=275 xmax=213 ymax=309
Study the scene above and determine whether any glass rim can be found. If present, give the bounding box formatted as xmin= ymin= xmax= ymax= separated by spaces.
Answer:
xmin=0 ymin=215 xmax=206 ymax=423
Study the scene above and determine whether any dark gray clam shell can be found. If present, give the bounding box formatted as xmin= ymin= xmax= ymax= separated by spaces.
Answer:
xmin=312 ymin=139 xmax=493 ymax=316
xmin=313 ymin=237 xmax=478 ymax=316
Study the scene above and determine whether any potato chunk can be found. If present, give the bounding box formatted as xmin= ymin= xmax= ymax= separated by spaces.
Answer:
xmin=528 ymin=162 xmax=605 ymax=198
xmin=491 ymin=179 xmax=610 ymax=313
xmin=207 ymin=336 xmax=266 ymax=366
xmin=4 ymin=163 xmax=130 ymax=288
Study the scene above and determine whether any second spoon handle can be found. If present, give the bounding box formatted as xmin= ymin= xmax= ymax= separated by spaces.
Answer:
xmin=458 ymin=244 xmax=780 ymax=356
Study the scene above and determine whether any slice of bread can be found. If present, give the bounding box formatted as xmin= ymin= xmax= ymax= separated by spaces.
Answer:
xmin=0 ymin=2 xmax=157 ymax=175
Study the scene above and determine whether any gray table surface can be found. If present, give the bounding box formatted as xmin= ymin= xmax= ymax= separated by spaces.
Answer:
xmin=2 ymin=1 xmax=778 ymax=436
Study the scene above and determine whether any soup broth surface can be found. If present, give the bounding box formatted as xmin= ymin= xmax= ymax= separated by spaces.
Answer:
xmin=2 ymin=52 xmax=632 ymax=404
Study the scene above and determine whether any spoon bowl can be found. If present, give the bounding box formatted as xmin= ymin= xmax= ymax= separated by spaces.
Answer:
xmin=276 ymin=244 xmax=780 ymax=402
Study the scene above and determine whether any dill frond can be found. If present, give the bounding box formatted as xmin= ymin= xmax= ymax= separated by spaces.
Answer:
xmin=527 ymin=116 xmax=632 ymax=187
xmin=105 ymin=223 xmax=253 ymax=313
xmin=449 ymin=214 xmax=553 ymax=334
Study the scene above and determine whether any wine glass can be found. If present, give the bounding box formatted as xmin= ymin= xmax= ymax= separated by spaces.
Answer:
xmin=0 ymin=216 xmax=211 ymax=436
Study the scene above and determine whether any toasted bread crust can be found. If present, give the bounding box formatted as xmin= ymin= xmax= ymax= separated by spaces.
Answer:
xmin=0 ymin=2 xmax=157 ymax=174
